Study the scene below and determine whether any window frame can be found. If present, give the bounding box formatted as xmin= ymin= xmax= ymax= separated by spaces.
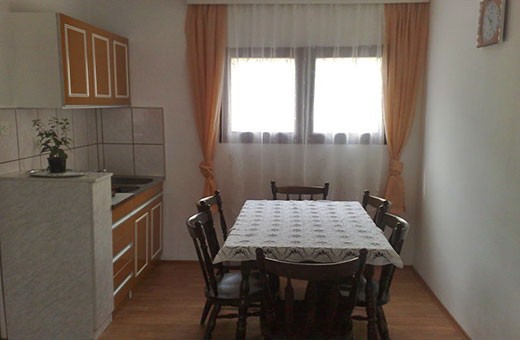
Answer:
xmin=221 ymin=45 xmax=383 ymax=144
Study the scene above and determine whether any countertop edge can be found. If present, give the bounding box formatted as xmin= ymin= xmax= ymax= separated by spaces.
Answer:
xmin=0 ymin=171 xmax=113 ymax=183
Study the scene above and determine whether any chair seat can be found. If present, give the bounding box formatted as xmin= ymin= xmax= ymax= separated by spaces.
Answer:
xmin=207 ymin=271 xmax=263 ymax=300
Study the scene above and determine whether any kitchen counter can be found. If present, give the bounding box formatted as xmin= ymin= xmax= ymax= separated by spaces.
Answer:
xmin=0 ymin=171 xmax=163 ymax=208
xmin=0 ymin=170 xmax=111 ymax=182
xmin=0 ymin=171 xmax=113 ymax=339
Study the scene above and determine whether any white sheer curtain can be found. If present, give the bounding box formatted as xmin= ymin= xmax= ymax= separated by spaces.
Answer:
xmin=223 ymin=4 xmax=384 ymax=145
xmin=215 ymin=3 xmax=389 ymax=218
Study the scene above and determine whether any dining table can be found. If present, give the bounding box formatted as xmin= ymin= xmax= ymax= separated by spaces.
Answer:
xmin=213 ymin=199 xmax=403 ymax=340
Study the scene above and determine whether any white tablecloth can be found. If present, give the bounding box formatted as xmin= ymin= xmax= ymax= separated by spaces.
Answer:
xmin=214 ymin=200 xmax=403 ymax=268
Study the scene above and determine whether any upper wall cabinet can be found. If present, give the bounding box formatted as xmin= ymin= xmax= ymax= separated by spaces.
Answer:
xmin=1 ymin=13 xmax=131 ymax=108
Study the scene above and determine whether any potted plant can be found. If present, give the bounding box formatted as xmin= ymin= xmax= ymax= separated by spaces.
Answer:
xmin=33 ymin=116 xmax=72 ymax=173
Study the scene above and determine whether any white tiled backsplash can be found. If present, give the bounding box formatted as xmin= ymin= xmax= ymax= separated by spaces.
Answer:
xmin=0 ymin=107 xmax=165 ymax=177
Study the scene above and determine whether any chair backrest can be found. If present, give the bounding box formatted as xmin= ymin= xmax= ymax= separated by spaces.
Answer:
xmin=271 ymin=180 xmax=330 ymax=200
xmin=256 ymin=248 xmax=367 ymax=339
xmin=197 ymin=190 xmax=229 ymax=241
xmin=377 ymin=213 xmax=409 ymax=303
xmin=362 ymin=189 xmax=391 ymax=229
xmin=186 ymin=210 xmax=221 ymax=296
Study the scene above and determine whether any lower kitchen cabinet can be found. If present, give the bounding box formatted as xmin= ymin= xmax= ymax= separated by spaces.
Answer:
xmin=112 ymin=181 xmax=163 ymax=310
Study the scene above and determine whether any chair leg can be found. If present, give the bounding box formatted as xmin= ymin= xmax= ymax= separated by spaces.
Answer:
xmin=376 ymin=306 xmax=390 ymax=340
xmin=200 ymin=300 xmax=212 ymax=325
xmin=204 ymin=304 xmax=221 ymax=340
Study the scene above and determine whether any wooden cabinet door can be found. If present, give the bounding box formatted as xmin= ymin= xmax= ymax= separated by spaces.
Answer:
xmin=60 ymin=14 xmax=91 ymax=105
xmin=91 ymin=29 xmax=112 ymax=103
xmin=134 ymin=211 xmax=149 ymax=278
xmin=150 ymin=200 xmax=163 ymax=261
xmin=112 ymin=36 xmax=130 ymax=105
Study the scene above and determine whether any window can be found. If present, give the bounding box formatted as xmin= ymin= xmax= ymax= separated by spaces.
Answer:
xmin=222 ymin=47 xmax=384 ymax=144
xmin=229 ymin=58 xmax=295 ymax=133
xmin=313 ymin=57 xmax=382 ymax=135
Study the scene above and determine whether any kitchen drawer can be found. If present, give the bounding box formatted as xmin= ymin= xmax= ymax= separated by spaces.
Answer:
xmin=113 ymin=257 xmax=133 ymax=290
xmin=113 ymin=258 xmax=133 ymax=310
xmin=113 ymin=218 xmax=133 ymax=256
xmin=113 ymin=245 xmax=132 ymax=277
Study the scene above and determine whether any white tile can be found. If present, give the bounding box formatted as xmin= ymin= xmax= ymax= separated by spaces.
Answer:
xmin=16 ymin=109 xmax=39 ymax=159
xmin=97 ymin=144 xmax=105 ymax=170
xmin=101 ymin=108 xmax=132 ymax=144
xmin=0 ymin=109 xmax=19 ymax=163
xmin=66 ymin=148 xmax=77 ymax=170
xmin=134 ymin=145 xmax=165 ymax=177
xmin=132 ymin=108 xmax=164 ymax=144
xmin=72 ymin=109 xmax=88 ymax=148
xmin=37 ymin=108 xmax=58 ymax=125
xmin=0 ymin=160 xmax=20 ymax=175
xmin=88 ymin=145 xmax=99 ymax=171
xmin=57 ymin=109 xmax=74 ymax=143
xmin=74 ymin=147 xmax=88 ymax=171
xmin=86 ymin=109 xmax=97 ymax=145
xmin=20 ymin=156 xmax=42 ymax=172
xmin=96 ymin=109 xmax=103 ymax=144
xmin=40 ymin=154 xmax=49 ymax=170
xmin=103 ymin=144 xmax=134 ymax=175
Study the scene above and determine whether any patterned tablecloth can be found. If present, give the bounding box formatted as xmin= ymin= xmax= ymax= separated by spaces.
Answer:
xmin=213 ymin=200 xmax=403 ymax=268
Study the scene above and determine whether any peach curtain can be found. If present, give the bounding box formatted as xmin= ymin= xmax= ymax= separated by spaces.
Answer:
xmin=186 ymin=5 xmax=227 ymax=195
xmin=383 ymin=3 xmax=429 ymax=213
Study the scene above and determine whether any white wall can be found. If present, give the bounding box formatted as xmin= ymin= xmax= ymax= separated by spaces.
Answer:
xmin=88 ymin=0 xmax=203 ymax=260
xmin=417 ymin=1 xmax=520 ymax=339
xmin=0 ymin=0 xmax=423 ymax=263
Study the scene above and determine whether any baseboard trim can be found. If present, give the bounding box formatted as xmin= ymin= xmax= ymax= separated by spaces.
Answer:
xmin=408 ymin=266 xmax=471 ymax=340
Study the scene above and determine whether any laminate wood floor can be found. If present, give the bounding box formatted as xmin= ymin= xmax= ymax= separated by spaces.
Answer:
xmin=100 ymin=261 xmax=467 ymax=340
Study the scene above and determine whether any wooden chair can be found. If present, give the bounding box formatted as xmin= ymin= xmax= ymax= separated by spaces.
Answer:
xmin=186 ymin=210 xmax=262 ymax=339
xmin=197 ymin=193 xmax=242 ymax=276
xmin=197 ymin=190 xmax=229 ymax=241
xmin=362 ymin=189 xmax=391 ymax=230
xmin=256 ymin=248 xmax=367 ymax=340
xmin=271 ymin=180 xmax=330 ymax=200
xmin=351 ymin=213 xmax=410 ymax=340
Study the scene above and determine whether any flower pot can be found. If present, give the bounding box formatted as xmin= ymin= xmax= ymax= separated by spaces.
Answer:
xmin=48 ymin=157 xmax=67 ymax=173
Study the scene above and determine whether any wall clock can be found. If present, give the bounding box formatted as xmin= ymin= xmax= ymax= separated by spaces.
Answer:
xmin=477 ymin=0 xmax=506 ymax=47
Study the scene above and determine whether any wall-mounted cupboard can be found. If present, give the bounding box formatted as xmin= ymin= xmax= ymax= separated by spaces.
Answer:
xmin=1 ymin=12 xmax=130 ymax=108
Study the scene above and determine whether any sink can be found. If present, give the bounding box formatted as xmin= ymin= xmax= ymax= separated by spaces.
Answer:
xmin=110 ymin=176 xmax=158 ymax=206
xmin=111 ymin=177 xmax=154 ymax=185
xmin=112 ymin=185 xmax=140 ymax=193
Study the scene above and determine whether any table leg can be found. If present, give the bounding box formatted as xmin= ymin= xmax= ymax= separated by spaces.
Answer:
xmin=365 ymin=265 xmax=378 ymax=340
xmin=236 ymin=261 xmax=252 ymax=340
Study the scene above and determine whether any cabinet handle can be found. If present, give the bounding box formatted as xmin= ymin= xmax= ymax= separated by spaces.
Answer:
xmin=112 ymin=193 xmax=163 ymax=229
xmin=113 ymin=273 xmax=133 ymax=296
xmin=113 ymin=243 xmax=133 ymax=263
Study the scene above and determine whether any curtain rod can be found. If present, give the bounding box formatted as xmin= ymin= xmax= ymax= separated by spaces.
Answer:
xmin=186 ymin=0 xmax=429 ymax=4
